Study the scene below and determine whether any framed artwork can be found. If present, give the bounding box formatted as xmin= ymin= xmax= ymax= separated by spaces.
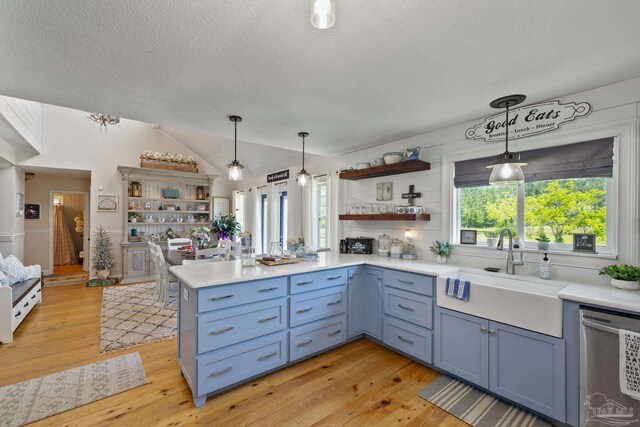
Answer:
xmin=97 ymin=195 xmax=118 ymax=212
xmin=573 ymin=233 xmax=596 ymax=253
xmin=213 ymin=197 xmax=230 ymax=218
xmin=376 ymin=182 xmax=393 ymax=201
xmin=25 ymin=203 xmax=41 ymax=220
xmin=460 ymin=229 xmax=478 ymax=245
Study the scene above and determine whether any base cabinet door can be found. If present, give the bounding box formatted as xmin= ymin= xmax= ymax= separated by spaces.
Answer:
xmin=127 ymin=246 xmax=150 ymax=277
xmin=489 ymin=321 xmax=566 ymax=422
xmin=434 ymin=308 xmax=489 ymax=389
xmin=347 ymin=268 xmax=364 ymax=338
xmin=363 ymin=268 xmax=383 ymax=340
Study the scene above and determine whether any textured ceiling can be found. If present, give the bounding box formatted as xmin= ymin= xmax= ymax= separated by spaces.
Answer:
xmin=1 ymin=1 xmax=640 ymax=156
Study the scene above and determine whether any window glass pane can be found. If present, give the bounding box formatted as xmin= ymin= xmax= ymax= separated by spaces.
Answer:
xmin=459 ymin=185 xmax=517 ymax=241
xmin=234 ymin=192 xmax=245 ymax=231
xmin=524 ymin=178 xmax=607 ymax=245
xmin=261 ymin=194 xmax=268 ymax=253
xmin=280 ymin=191 xmax=288 ymax=248
xmin=317 ymin=179 xmax=328 ymax=248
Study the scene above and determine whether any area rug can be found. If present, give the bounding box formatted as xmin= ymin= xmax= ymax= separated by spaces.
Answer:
xmin=419 ymin=376 xmax=552 ymax=427
xmin=0 ymin=352 xmax=147 ymax=427
xmin=43 ymin=271 xmax=89 ymax=287
xmin=100 ymin=282 xmax=177 ymax=353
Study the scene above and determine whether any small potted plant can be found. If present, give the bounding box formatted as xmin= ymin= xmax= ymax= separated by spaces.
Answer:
xmin=535 ymin=231 xmax=551 ymax=250
xmin=93 ymin=225 xmax=115 ymax=279
xmin=430 ymin=240 xmax=452 ymax=264
xmin=212 ymin=214 xmax=241 ymax=241
xmin=286 ymin=236 xmax=304 ymax=253
xmin=128 ymin=212 xmax=138 ymax=223
xmin=191 ymin=226 xmax=213 ymax=249
xmin=484 ymin=230 xmax=499 ymax=247
xmin=239 ymin=231 xmax=252 ymax=247
xmin=599 ymin=264 xmax=640 ymax=291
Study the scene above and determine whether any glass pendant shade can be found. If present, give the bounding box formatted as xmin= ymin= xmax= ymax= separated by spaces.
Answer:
xmin=227 ymin=161 xmax=244 ymax=181
xmin=488 ymin=162 xmax=525 ymax=186
xmin=486 ymin=94 xmax=527 ymax=186
xmin=311 ymin=0 xmax=335 ymax=29
xmin=297 ymin=170 xmax=310 ymax=187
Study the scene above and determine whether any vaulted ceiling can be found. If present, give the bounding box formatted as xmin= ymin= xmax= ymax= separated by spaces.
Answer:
xmin=1 ymin=1 xmax=639 ymax=158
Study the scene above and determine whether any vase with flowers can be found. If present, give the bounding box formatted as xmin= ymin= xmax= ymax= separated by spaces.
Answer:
xmin=429 ymin=240 xmax=452 ymax=264
xmin=212 ymin=214 xmax=241 ymax=242
xmin=286 ymin=236 xmax=304 ymax=253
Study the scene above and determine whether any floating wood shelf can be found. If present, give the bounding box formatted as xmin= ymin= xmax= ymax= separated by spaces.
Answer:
xmin=339 ymin=159 xmax=431 ymax=180
xmin=339 ymin=214 xmax=430 ymax=221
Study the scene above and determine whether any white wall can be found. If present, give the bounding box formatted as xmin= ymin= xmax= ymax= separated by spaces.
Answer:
xmin=237 ymin=77 xmax=640 ymax=286
xmin=0 ymin=166 xmax=25 ymax=259
xmin=16 ymin=104 xmax=233 ymax=277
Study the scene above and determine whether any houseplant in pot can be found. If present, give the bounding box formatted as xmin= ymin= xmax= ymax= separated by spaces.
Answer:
xmin=485 ymin=230 xmax=499 ymax=247
xmin=239 ymin=231 xmax=252 ymax=248
xmin=535 ymin=231 xmax=551 ymax=250
xmin=599 ymin=264 xmax=640 ymax=291
xmin=430 ymin=240 xmax=452 ymax=264
xmin=212 ymin=214 xmax=241 ymax=242
xmin=93 ymin=225 xmax=115 ymax=279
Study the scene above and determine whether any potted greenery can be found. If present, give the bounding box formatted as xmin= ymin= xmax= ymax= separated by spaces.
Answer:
xmin=599 ymin=264 xmax=640 ymax=291
xmin=212 ymin=214 xmax=241 ymax=241
xmin=484 ymin=230 xmax=499 ymax=247
xmin=239 ymin=231 xmax=252 ymax=247
xmin=430 ymin=240 xmax=452 ymax=264
xmin=535 ymin=231 xmax=551 ymax=250
xmin=128 ymin=212 xmax=138 ymax=223
xmin=93 ymin=225 xmax=115 ymax=279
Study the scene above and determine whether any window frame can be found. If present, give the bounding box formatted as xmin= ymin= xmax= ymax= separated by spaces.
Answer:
xmin=260 ymin=192 xmax=268 ymax=254
xmin=316 ymin=176 xmax=328 ymax=249
xmin=279 ymin=190 xmax=288 ymax=248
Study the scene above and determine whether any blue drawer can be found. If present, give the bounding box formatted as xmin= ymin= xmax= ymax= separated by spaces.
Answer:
xmin=382 ymin=269 xmax=434 ymax=296
xmin=197 ymin=298 xmax=287 ymax=354
xmin=198 ymin=277 xmax=287 ymax=313
xmin=290 ymin=285 xmax=347 ymax=327
xmin=289 ymin=315 xmax=346 ymax=361
xmin=196 ymin=331 xmax=287 ymax=396
xmin=383 ymin=286 xmax=433 ymax=329
xmin=383 ymin=315 xmax=432 ymax=364
xmin=290 ymin=268 xmax=348 ymax=294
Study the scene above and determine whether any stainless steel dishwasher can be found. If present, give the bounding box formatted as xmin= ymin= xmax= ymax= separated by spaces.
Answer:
xmin=580 ymin=307 xmax=640 ymax=426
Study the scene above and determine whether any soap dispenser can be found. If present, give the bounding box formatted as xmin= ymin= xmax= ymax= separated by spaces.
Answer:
xmin=539 ymin=253 xmax=552 ymax=280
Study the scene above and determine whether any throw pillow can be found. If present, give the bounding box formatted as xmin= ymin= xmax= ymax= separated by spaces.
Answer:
xmin=0 ymin=255 xmax=29 ymax=284
xmin=0 ymin=271 xmax=9 ymax=287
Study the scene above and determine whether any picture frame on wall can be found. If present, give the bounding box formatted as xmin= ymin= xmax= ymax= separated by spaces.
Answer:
xmin=212 ymin=197 xmax=230 ymax=218
xmin=460 ymin=229 xmax=478 ymax=245
xmin=376 ymin=182 xmax=393 ymax=201
xmin=25 ymin=203 xmax=41 ymax=220
xmin=97 ymin=195 xmax=118 ymax=212
xmin=573 ymin=233 xmax=597 ymax=253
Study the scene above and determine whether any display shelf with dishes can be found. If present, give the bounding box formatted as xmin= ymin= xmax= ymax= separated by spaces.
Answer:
xmin=339 ymin=159 xmax=430 ymax=180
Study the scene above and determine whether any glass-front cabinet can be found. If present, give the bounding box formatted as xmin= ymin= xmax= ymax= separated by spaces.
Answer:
xmin=118 ymin=166 xmax=216 ymax=283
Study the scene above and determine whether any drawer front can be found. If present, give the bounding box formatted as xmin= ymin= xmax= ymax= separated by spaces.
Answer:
xmin=289 ymin=315 xmax=346 ymax=361
xmin=196 ymin=331 xmax=287 ymax=396
xmin=290 ymin=269 xmax=348 ymax=294
xmin=197 ymin=299 xmax=287 ymax=354
xmin=383 ymin=286 xmax=433 ymax=329
xmin=383 ymin=316 xmax=432 ymax=364
xmin=198 ymin=277 xmax=287 ymax=313
xmin=382 ymin=269 xmax=434 ymax=296
xmin=290 ymin=285 xmax=347 ymax=327
xmin=12 ymin=284 xmax=41 ymax=331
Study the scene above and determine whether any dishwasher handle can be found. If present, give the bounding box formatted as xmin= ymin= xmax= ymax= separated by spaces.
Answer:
xmin=582 ymin=318 xmax=621 ymax=335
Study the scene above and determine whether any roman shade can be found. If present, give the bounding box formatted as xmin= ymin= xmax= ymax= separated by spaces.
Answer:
xmin=454 ymin=137 xmax=614 ymax=188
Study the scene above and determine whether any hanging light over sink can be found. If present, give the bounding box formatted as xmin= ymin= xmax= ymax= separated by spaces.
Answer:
xmin=311 ymin=0 xmax=336 ymax=29
xmin=487 ymin=94 xmax=527 ymax=186
xmin=227 ymin=115 xmax=244 ymax=182
xmin=297 ymin=132 xmax=311 ymax=187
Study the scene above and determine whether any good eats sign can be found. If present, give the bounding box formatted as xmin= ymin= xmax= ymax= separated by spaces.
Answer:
xmin=466 ymin=100 xmax=591 ymax=142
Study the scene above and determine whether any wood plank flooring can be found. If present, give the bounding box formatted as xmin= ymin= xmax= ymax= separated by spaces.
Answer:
xmin=0 ymin=282 xmax=466 ymax=426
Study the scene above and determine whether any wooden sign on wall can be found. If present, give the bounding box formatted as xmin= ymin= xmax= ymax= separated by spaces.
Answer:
xmin=466 ymin=100 xmax=591 ymax=142
xmin=267 ymin=169 xmax=290 ymax=183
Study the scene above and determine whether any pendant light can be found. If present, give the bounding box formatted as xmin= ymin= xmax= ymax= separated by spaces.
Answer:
xmin=297 ymin=132 xmax=311 ymax=187
xmin=487 ymin=95 xmax=527 ymax=186
xmin=227 ymin=115 xmax=244 ymax=181
xmin=311 ymin=0 xmax=336 ymax=29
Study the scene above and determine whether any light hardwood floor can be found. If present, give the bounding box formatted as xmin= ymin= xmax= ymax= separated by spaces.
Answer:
xmin=0 ymin=282 xmax=466 ymax=426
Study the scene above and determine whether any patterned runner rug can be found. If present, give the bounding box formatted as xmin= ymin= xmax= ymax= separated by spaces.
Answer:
xmin=0 ymin=352 xmax=147 ymax=426
xmin=100 ymin=283 xmax=177 ymax=353
xmin=419 ymin=376 xmax=552 ymax=427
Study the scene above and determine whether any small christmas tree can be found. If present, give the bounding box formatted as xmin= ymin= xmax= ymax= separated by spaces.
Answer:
xmin=93 ymin=225 xmax=115 ymax=277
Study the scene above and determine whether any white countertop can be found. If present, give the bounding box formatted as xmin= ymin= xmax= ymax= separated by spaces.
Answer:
xmin=558 ymin=284 xmax=640 ymax=314
xmin=169 ymin=253 xmax=459 ymax=289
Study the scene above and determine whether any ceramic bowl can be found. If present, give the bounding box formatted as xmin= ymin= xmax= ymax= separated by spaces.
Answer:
xmin=383 ymin=152 xmax=404 ymax=164
xmin=370 ymin=157 xmax=385 ymax=167
xmin=356 ymin=162 xmax=371 ymax=170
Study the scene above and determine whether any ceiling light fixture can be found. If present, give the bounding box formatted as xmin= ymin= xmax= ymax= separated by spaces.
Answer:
xmin=227 ymin=115 xmax=244 ymax=182
xmin=487 ymin=94 xmax=527 ymax=186
xmin=297 ymin=132 xmax=311 ymax=187
xmin=311 ymin=0 xmax=335 ymax=29
xmin=87 ymin=113 xmax=120 ymax=128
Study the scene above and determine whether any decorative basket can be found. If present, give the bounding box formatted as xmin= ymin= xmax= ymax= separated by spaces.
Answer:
xmin=140 ymin=158 xmax=198 ymax=173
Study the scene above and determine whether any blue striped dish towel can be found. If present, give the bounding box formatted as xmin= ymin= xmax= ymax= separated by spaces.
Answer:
xmin=445 ymin=278 xmax=470 ymax=301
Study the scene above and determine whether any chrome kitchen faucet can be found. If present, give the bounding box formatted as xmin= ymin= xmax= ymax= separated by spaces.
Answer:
xmin=497 ymin=228 xmax=525 ymax=275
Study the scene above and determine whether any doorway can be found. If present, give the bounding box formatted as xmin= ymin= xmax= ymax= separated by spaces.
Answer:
xmin=50 ymin=191 xmax=89 ymax=275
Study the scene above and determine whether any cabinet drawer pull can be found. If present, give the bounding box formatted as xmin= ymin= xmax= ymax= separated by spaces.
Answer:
xmin=397 ymin=279 xmax=414 ymax=285
xmin=14 ymin=311 xmax=21 ymax=318
xmin=258 ymin=315 xmax=278 ymax=323
xmin=327 ymin=299 xmax=342 ymax=306
xmin=31 ymin=294 xmax=36 ymax=300
xmin=398 ymin=304 xmax=414 ymax=311
xmin=480 ymin=327 xmax=487 ymax=334
xmin=297 ymin=339 xmax=313 ymax=347
xmin=209 ymin=366 xmax=232 ymax=377
xmin=37 ymin=288 xmax=41 ymax=293
xmin=258 ymin=351 xmax=278 ymax=361
xmin=296 ymin=281 xmax=314 ymax=286
xmin=397 ymin=335 xmax=414 ymax=345
xmin=23 ymin=302 xmax=29 ymax=308
xmin=328 ymin=329 xmax=342 ymax=336
xmin=210 ymin=326 xmax=234 ymax=335
xmin=210 ymin=294 xmax=234 ymax=301
xmin=258 ymin=287 xmax=279 ymax=293
xmin=328 ymin=276 xmax=342 ymax=280
xmin=489 ymin=330 xmax=496 ymax=336
xmin=296 ymin=307 xmax=313 ymax=314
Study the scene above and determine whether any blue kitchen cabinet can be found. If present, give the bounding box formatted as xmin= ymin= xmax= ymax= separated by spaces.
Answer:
xmin=434 ymin=307 xmax=489 ymax=388
xmin=489 ymin=321 xmax=566 ymax=422
xmin=347 ymin=267 xmax=364 ymax=338
xmin=363 ymin=267 xmax=383 ymax=340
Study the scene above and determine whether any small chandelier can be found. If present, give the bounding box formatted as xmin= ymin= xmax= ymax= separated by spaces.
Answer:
xmin=227 ymin=115 xmax=244 ymax=181
xmin=87 ymin=113 xmax=120 ymax=128
xmin=487 ymin=94 xmax=527 ymax=186
xmin=297 ymin=132 xmax=311 ymax=187
xmin=311 ymin=0 xmax=336 ymax=29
